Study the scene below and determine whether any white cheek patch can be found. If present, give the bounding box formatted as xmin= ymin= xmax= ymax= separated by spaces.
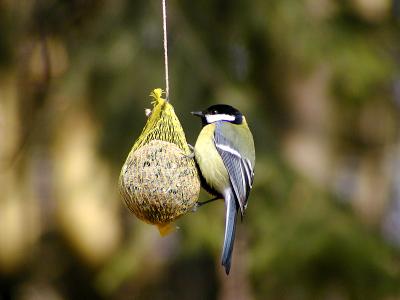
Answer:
xmin=205 ymin=114 xmax=236 ymax=123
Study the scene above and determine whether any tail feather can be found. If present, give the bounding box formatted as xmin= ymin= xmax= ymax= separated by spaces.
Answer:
xmin=221 ymin=192 xmax=238 ymax=275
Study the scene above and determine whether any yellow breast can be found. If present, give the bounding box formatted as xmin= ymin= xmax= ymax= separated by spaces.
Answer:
xmin=194 ymin=124 xmax=230 ymax=193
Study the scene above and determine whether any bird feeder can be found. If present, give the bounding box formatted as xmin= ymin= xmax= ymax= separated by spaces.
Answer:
xmin=119 ymin=89 xmax=200 ymax=235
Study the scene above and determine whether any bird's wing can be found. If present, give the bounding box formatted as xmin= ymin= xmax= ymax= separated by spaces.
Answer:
xmin=214 ymin=122 xmax=255 ymax=215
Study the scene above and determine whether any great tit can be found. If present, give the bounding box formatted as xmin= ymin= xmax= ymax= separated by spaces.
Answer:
xmin=192 ymin=104 xmax=255 ymax=275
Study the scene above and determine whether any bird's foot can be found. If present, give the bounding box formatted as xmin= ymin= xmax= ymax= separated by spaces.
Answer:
xmin=184 ymin=144 xmax=195 ymax=159
xmin=192 ymin=197 xmax=220 ymax=212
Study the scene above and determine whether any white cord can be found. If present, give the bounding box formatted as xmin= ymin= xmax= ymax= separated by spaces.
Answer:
xmin=162 ymin=0 xmax=169 ymax=101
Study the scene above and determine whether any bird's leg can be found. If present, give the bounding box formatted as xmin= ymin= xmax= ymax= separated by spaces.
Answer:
xmin=192 ymin=196 xmax=220 ymax=212
xmin=197 ymin=196 xmax=220 ymax=206
xmin=184 ymin=144 xmax=195 ymax=159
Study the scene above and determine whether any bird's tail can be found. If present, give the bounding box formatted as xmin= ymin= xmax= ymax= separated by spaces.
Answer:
xmin=221 ymin=192 xmax=238 ymax=275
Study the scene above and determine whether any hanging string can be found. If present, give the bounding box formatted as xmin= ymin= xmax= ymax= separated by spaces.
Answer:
xmin=162 ymin=0 xmax=170 ymax=101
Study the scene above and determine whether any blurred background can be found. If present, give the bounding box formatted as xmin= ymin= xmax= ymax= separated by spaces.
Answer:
xmin=0 ymin=0 xmax=400 ymax=299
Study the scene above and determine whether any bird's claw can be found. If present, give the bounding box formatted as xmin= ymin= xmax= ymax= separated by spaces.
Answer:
xmin=192 ymin=197 xmax=220 ymax=212
xmin=192 ymin=203 xmax=199 ymax=212
xmin=184 ymin=144 xmax=195 ymax=159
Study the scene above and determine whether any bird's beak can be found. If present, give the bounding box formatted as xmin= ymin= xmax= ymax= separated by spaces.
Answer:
xmin=191 ymin=111 xmax=204 ymax=117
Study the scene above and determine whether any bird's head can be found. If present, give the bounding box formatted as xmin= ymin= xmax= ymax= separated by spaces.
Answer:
xmin=191 ymin=104 xmax=243 ymax=126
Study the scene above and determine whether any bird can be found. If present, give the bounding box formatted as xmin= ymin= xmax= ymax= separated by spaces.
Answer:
xmin=191 ymin=104 xmax=255 ymax=275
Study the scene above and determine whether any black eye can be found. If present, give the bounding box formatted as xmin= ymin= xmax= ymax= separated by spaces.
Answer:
xmin=213 ymin=110 xmax=218 ymax=114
